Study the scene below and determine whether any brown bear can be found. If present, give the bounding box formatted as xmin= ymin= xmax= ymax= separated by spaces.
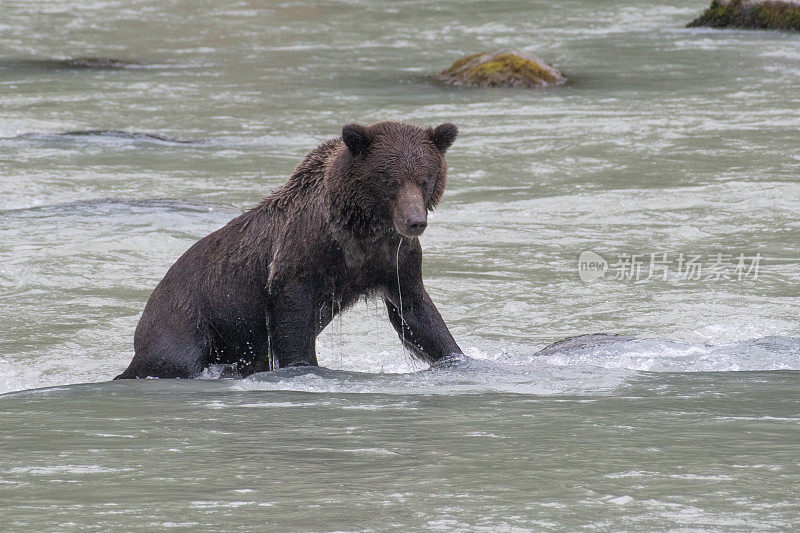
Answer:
xmin=115 ymin=121 xmax=463 ymax=379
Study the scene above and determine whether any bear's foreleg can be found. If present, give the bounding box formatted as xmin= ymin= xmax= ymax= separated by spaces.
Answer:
xmin=384 ymin=285 xmax=462 ymax=364
xmin=268 ymin=280 xmax=320 ymax=368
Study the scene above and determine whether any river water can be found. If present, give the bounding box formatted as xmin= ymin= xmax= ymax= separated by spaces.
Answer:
xmin=1 ymin=0 xmax=799 ymax=530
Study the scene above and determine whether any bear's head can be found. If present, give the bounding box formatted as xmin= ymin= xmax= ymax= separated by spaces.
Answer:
xmin=333 ymin=121 xmax=458 ymax=238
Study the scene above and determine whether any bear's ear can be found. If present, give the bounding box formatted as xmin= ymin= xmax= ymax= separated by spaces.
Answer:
xmin=430 ymin=123 xmax=458 ymax=154
xmin=342 ymin=124 xmax=371 ymax=156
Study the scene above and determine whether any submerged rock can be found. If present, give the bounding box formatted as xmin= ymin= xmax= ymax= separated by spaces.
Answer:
xmin=435 ymin=51 xmax=566 ymax=89
xmin=2 ymin=130 xmax=200 ymax=144
xmin=60 ymin=130 xmax=199 ymax=144
xmin=533 ymin=333 xmax=636 ymax=357
xmin=62 ymin=57 xmax=141 ymax=69
xmin=0 ymin=57 xmax=142 ymax=72
xmin=688 ymin=0 xmax=800 ymax=31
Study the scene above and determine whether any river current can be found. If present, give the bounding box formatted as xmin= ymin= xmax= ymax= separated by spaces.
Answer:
xmin=1 ymin=0 xmax=798 ymax=530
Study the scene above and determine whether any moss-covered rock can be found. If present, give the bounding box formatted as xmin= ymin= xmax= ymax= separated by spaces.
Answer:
xmin=435 ymin=51 xmax=566 ymax=89
xmin=688 ymin=0 xmax=800 ymax=31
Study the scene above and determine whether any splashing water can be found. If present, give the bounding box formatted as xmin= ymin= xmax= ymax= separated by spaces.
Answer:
xmin=395 ymin=237 xmax=407 ymax=359
xmin=336 ymin=296 xmax=343 ymax=361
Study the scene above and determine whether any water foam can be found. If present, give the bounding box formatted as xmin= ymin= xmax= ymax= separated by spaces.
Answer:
xmin=2 ymin=334 xmax=798 ymax=397
xmin=219 ymin=335 xmax=800 ymax=397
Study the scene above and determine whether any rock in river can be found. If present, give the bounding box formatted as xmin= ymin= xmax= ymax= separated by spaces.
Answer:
xmin=435 ymin=51 xmax=566 ymax=89
xmin=688 ymin=0 xmax=800 ymax=31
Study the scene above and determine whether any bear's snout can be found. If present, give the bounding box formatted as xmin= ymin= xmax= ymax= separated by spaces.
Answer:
xmin=404 ymin=212 xmax=427 ymax=236
xmin=393 ymin=184 xmax=428 ymax=238
xmin=394 ymin=205 xmax=427 ymax=238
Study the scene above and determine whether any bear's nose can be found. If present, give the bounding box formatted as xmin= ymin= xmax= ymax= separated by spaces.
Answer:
xmin=406 ymin=216 xmax=427 ymax=236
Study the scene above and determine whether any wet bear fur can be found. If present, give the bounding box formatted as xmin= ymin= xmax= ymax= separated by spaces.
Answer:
xmin=116 ymin=121 xmax=463 ymax=379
